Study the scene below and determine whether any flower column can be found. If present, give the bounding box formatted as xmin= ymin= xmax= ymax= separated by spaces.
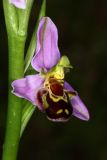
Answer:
xmin=2 ymin=1 xmax=34 ymax=160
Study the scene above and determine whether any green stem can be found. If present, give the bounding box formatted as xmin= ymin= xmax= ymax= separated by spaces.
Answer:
xmin=2 ymin=0 xmax=34 ymax=159
xmin=2 ymin=34 xmax=26 ymax=160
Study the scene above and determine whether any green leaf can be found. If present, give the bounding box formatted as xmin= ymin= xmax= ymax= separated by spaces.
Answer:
xmin=24 ymin=0 xmax=46 ymax=73
xmin=20 ymin=100 xmax=35 ymax=137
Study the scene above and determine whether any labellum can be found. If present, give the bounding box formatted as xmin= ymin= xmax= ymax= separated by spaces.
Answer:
xmin=37 ymin=76 xmax=77 ymax=122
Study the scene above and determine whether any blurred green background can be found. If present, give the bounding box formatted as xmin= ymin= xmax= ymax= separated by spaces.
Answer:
xmin=0 ymin=0 xmax=107 ymax=160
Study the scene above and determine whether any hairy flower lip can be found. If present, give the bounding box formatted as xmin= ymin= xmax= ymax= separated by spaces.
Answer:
xmin=44 ymin=92 xmax=73 ymax=121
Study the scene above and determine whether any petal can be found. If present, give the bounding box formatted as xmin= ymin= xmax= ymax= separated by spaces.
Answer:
xmin=9 ymin=0 xmax=26 ymax=9
xmin=71 ymin=96 xmax=90 ymax=121
xmin=64 ymin=82 xmax=90 ymax=121
xmin=31 ymin=17 xmax=60 ymax=72
xmin=12 ymin=74 xmax=45 ymax=111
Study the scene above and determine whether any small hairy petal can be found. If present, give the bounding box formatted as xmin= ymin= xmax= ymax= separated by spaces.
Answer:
xmin=64 ymin=82 xmax=90 ymax=121
xmin=12 ymin=74 xmax=45 ymax=111
xmin=9 ymin=0 xmax=26 ymax=9
xmin=31 ymin=17 xmax=60 ymax=72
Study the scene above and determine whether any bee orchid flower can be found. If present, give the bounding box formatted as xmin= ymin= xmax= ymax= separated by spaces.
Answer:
xmin=12 ymin=17 xmax=90 ymax=122
xmin=9 ymin=0 xmax=26 ymax=9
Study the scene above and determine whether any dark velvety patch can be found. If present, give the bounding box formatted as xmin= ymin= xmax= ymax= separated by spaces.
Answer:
xmin=45 ymin=93 xmax=73 ymax=120
xmin=49 ymin=78 xmax=63 ymax=96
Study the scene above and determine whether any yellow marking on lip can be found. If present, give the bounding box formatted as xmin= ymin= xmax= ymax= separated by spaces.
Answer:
xmin=42 ymin=95 xmax=49 ymax=109
xmin=56 ymin=109 xmax=63 ymax=114
xmin=65 ymin=109 xmax=69 ymax=115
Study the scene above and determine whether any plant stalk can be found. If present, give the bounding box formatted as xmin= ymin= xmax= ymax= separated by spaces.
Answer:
xmin=2 ymin=34 xmax=25 ymax=160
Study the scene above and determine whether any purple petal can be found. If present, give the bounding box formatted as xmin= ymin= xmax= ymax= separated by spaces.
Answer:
xmin=64 ymin=82 xmax=90 ymax=121
xmin=9 ymin=0 xmax=26 ymax=9
xmin=71 ymin=96 xmax=90 ymax=121
xmin=12 ymin=74 xmax=45 ymax=111
xmin=31 ymin=17 xmax=60 ymax=72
